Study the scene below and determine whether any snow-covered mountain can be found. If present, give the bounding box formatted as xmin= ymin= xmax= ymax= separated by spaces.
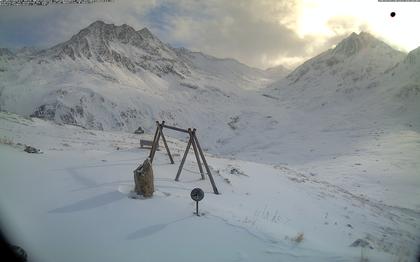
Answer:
xmin=1 ymin=24 xmax=419 ymax=262
xmin=0 ymin=21 xmax=273 ymax=134
xmin=264 ymin=64 xmax=290 ymax=81
xmin=175 ymin=47 xmax=274 ymax=89
xmin=389 ymin=46 xmax=420 ymax=99
xmin=0 ymin=25 xmax=419 ymax=162
xmin=40 ymin=20 xmax=191 ymax=77
xmin=378 ymin=46 xmax=420 ymax=123
xmin=219 ymin=32 xmax=419 ymax=166
xmin=270 ymin=32 xmax=405 ymax=105
xmin=265 ymin=32 xmax=420 ymax=128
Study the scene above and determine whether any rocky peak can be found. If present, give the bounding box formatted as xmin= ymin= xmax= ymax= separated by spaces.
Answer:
xmin=89 ymin=20 xmax=105 ymax=27
xmin=40 ymin=20 xmax=190 ymax=77
xmin=284 ymin=31 xmax=404 ymax=88
xmin=138 ymin=27 xmax=154 ymax=39
xmin=75 ymin=21 xmax=159 ymax=46
xmin=72 ymin=20 xmax=137 ymax=44
xmin=332 ymin=31 xmax=388 ymax=57
xmin=44 ymin=21 xmax=157 ymax=61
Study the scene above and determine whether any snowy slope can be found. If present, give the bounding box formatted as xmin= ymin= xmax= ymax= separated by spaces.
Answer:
xmin=175 ymin=48 xmax=275 ymax=90
xmin=0 ymin=48 xmax=15 ymax=66
xmin=269 ymin=32 xmax=406 ymax=111
xmin=0 ymin=112 xmax=419 ymax=262
xmin=1 ymin=24 xmax=419 ymax=261
xmin=0 ymin=48 xmax=14 ymax=58
xmin=0 ymin=28 xmax=418 ymax=206
xmin=380 ymin=46 xmax=420 ymax=122
xmin=0 ymin=21 xmax=275 ymax=137
xmin=252 ymin=32 xmax=419 ymax=162
xmin=264 ymin=64 xmax=290 ymax=81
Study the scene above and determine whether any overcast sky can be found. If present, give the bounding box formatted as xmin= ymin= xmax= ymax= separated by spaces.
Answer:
xmin=0 ymin=0 xmax=419 ymax=69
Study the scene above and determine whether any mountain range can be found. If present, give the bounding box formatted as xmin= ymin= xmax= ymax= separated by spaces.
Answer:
xmin=0 ymin=20 xmax=418 ymax=160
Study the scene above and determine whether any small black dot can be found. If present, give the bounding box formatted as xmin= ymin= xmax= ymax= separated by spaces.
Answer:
xmin=390 ymin=12 xmax=396 ymax=17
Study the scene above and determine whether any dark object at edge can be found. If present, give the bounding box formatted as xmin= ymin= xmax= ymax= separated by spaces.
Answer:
xmin=24 ymin=145 xmax=40 ymax=154
xmin=0 ymin=230 xmax=27 ymax=262
xmin=134 ymin=126 xmax=144 ymax=134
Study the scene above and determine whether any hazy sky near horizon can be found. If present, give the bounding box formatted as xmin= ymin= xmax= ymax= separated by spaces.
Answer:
xmin=0 ymin=0 xmax=419 ymax=69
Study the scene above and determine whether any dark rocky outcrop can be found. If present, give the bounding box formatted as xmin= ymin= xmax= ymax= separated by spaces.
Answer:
xmin=133 ymin=158 xmax=154 ymax=198
xmin=24 ymin=145 xmax=41 ymax=154
xmin=134 ymin=126 xmax=144 ymax=134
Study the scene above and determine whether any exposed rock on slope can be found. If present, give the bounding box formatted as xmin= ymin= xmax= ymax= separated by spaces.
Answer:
xmin=0 ymin=20 xmax=274 ymax=134
xmin=41 ymin=21 xmax=190 ymax=77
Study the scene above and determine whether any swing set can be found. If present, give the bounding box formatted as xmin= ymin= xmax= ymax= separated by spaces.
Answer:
xmin=148 ymin=121 xmax=220 ymax=194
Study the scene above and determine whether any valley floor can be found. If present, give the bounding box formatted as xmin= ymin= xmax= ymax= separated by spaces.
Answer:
xmin=0 ymin=112 xmax=419 ymax=262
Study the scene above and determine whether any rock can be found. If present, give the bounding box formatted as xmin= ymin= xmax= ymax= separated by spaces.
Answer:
xmin=230 ymin=168 xmax=240 ymax=175
xmin=134 ymin=126 xmax=144 ymax=134
xmin=133 ymin=158 xmax=154 ymax=197
xmin=24 ymin=145 xmax=41 ymax=154
xmin=230 ymin=167 xmax=247 ymax=176
xmin=350 ymin=239 xmax=373 ymax=249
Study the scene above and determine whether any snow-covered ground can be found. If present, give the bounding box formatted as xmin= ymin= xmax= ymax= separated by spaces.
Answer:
xmin=1 ymin=23 xmax=419 ymax=261
xmin=1 ymin=112 xmax=419 ymax=262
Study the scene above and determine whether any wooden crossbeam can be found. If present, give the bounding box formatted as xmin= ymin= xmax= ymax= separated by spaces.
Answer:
xmin=161 ymin=124 xmax=189 ymax=133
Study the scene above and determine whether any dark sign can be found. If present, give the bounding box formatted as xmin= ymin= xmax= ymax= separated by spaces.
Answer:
xmin=190 ymin=188 xmax=204 ymax=201
xmin=190 ymin=188 xmax=204 ymax=216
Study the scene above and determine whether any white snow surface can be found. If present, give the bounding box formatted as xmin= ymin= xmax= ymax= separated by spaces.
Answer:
xmin=0 ymin=22 xmax=420 ymax=261
xmin=0 ymin=112 xmax=419 ymax=262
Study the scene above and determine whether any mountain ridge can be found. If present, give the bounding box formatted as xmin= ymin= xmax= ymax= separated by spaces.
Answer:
xmin=273 ymin=32 xmax=406 ymax=100
xmin=0 ymin=23 xmax=418 ymax=155
xmin=0 ymin=20 xmax=276 ymax=134
xmin=38 ymin=20 xmax=191 ymax=77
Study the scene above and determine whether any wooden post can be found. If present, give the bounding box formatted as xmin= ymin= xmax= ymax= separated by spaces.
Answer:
xmin=149 ymin=122 xmax=160 ymax=159
xmin=159 ymin=121 xmax=174 ymax=164
xmin=150 ymin=121 xmax=161 ymax=163
xmin=190 ymin=129 xmax=205 ymax=179
xmin=175 ymin=129 xmax=193 ymax=181
xmin=192 ymin=131 xmax=219 ymax=194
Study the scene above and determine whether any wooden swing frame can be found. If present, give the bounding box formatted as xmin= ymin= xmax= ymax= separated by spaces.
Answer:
xmin=149 ymin=121 xmax=219 ymax=194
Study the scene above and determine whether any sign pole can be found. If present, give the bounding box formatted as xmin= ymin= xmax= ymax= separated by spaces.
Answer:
xmin=190 ymin=188 xmax=204 ymax=216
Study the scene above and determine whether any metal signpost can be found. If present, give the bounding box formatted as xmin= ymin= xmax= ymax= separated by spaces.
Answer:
xmin=190 ymin=188 xmax=204 ymax=216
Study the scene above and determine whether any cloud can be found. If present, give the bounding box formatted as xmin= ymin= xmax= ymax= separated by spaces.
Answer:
xmin=157 ymin=0 xmax=309 ymax=69
xmin=0 ymin=1 xmax=156 ymax=48
xmin=0 ymin=0 xmax=315 ymax=68
xmin=327 ymin=16 xmax=370 ymax=36
xmin=2 ymin=0 xmax=410 ymax=69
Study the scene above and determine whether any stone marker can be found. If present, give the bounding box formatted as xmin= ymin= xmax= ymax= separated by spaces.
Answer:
xmin=133 ymin=158 xmax=154 ymax=198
